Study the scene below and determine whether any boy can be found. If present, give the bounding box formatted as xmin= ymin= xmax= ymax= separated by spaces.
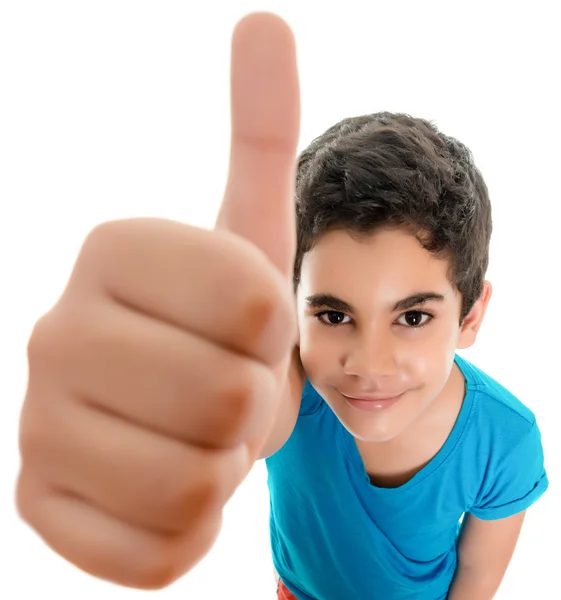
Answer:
xmin=17 ymin=12 xmax=546 ymax=600
xmin=268 ymin=110 xmax=548 ymax=599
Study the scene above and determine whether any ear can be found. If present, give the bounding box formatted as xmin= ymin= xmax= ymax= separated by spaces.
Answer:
xmin=458 ymin=281 xmax=492 ymax=349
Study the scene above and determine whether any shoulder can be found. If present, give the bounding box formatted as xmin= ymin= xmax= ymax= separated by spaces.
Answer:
xmin=456 ymin=354 xmax=536 ymax=437
xmin=455 ymin=355 xmax=548 ymax=518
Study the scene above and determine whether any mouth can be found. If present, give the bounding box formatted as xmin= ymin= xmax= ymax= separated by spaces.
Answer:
xmin=339 ymin=391 xmax=405 ymax=411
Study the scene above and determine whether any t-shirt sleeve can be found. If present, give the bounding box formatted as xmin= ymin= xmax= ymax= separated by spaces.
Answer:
xmin=469 ymin=419 xmax=549 ymax=520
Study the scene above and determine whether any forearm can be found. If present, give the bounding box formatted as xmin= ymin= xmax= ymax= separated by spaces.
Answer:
xmin=447 ymin=564 xmax=503 ymax=600
xmin=447 ymin=511 xmax=525 ymax=599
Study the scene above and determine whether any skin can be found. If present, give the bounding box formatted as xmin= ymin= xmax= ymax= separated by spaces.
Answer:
xmin=448 ymin=511 xmax=526 ymax=599
xmin=297 ymin=227 xmax=529 ymax=599
xmin=297 ymin=227 xmax=493 ymax=447
xmin=17 ymin=13 xmax=300 ymax=590
xmin=16 ymin=11 xmax=528 ymax=598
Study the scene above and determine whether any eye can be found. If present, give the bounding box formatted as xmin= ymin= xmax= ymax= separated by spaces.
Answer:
xmin=315 ymin=311 xmax=352 ymax=327
xmin=396 ymin=310 xmax=433 ymax=328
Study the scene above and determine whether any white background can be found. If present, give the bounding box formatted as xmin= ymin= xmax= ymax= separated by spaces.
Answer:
xmin=1 ymin=1 xmax=558 ymax=598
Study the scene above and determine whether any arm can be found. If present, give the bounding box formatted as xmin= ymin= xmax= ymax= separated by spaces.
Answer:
xmin=247 ymin=346 xmax=305 ymax=460
xmin=447 ymin=511 xmax=526 ymax=600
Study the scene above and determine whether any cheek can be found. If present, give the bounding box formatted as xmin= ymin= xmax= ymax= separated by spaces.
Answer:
xmin=299 ymin=348 xmax=325 ymax=383
xmin=406 ymin=355 xmax=449 ymax=390
xmin=399 ymin=324 xmax=458 ymax=381
xmin=298 ymin=325 xmax=339 ymax=380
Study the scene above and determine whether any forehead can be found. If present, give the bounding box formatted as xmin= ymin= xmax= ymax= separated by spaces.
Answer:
xmin=299 ymin=227 xmax=455 ymax=298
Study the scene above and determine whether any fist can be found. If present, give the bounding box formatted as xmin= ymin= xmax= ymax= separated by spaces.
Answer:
xmin=16 ymin=12 xmax=300 ymax=590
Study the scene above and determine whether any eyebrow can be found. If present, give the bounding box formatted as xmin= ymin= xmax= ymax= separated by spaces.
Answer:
xmin=305 ymin=292 xmax=446 ymax=313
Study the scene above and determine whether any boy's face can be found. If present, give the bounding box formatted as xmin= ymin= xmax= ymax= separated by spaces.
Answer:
xmin=296 ymin=227 xmax=490 ymax=443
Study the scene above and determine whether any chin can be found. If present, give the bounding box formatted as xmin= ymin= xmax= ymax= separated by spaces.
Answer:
xmin=356 ymin=429 xmax=402 ymax=443
xmin=343 ymin=417 xmax=405 ymax=443
xmin=324 ymin=400 xmax=405 ymax=443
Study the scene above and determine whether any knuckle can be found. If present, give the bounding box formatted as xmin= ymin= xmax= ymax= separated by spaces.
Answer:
xmin=14 ymin=468 xmax=52 ymax=533
xmin=238 ymin=261 xmax=295 ymax=363
xmin=184 ymin=470 xmax=223 ymax=517
xmin=27 ymin=304 xmax=88 ymax=370
xmin=15 ymin=470 xmax=33 ymax=524
xmin=219 ymin=362 xmax=273 ymax=441
xmin=169 ymin=349 xmax=270 ymax=446
xmin=223 ymin=369 xmax=258 ymax=427
xmin=245 ymin=292 xmax=277 ymax=338
xmin=18 ymin=410 xmax=43 ymax=461
xmin=242 ymin=284 xmax=288 ymax=354
xmin=135 ymin=553 xmax=181 ymax=590
xmin=137 ymin=512 xmax=222 ymax=589
xmin=251 ymin=277 xmax=285 ymax=326
xmin=18 ymin=395 xmax=59 ymax=475
xmin=154 ymin=460 xmax=222 ymax=530
xmin=19 ymin=388 xmax=49 ymax=462
xmin=79 ymin=220 xmax=127 ymax=280
xmin=84 ymin=220 xmax=119 ymax=252
xmin=26 ymin=313 xmax=58 ymax=365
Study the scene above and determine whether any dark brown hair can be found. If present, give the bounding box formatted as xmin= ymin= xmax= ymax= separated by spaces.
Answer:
xmin=294 ymin=112 xmax=492 ymax=320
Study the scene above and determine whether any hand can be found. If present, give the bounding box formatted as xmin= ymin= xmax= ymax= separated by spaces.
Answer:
xmin=16 ymin=12 xmax=300 ymax=589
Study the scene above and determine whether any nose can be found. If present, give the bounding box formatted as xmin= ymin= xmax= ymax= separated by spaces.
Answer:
xmin=343 ymin=328 xmax=398 ymax=380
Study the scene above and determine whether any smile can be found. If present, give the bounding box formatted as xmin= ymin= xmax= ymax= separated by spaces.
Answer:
xmin=340 ymin=391 xmax=405 ymax=412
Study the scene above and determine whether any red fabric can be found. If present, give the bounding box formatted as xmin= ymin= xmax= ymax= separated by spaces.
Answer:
xmin=277 ymin=579 xmax=299 ymax=599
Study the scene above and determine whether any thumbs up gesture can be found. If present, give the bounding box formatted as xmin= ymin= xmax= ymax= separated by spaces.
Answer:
xmin=17 ymin=13 xmax=300 ymax=589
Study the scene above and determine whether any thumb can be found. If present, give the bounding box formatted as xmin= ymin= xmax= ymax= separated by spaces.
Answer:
xmin=215 ymin=13 xmax=300 ymax=280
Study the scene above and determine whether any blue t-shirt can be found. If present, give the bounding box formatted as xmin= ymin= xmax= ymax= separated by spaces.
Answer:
xmin=265 ymin=354 xmax=548 ymax=600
